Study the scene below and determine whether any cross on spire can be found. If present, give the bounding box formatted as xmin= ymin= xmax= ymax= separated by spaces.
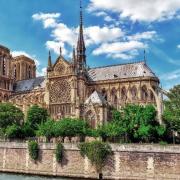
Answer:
xmin=60 ymin=46 xmax=62 ymax=56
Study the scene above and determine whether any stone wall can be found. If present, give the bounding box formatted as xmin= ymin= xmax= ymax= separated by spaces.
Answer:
xmin=0 ymin=142 xmax=179 ymax=179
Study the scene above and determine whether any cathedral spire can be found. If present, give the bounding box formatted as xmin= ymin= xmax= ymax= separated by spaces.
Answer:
xmin=48 ymin=51 xmax=52 ymax=69
xmin=76 ymin=0 xmax=86 ymax=72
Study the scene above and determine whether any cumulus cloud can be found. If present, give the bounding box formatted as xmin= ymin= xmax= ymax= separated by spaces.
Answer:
xmin=93 ymin=41 xmax=145 ymax=59
xmin=32 ymin=12 xmax=157 ymax=60
xmin=128 ymin=31 xmax=157 ymax=41
xmin=88 ymin=0 xmax=180 ymax=22
xmin=32 ymin=12 xmax=61 ymax=28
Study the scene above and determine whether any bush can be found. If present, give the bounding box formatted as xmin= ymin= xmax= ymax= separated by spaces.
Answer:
xmin=28 ymin=141 xmax=39 ymax=160
xmin=21 ymin=122 xmax=35 ymax=138
xmin=79 ymin=141 xmax=112 ymax=172
xmin=0 ymin=103 xmax=24 ymax=129
xmin=54 ymin=118 xmax=89 ymax=139
xmin=5 ymin=124 xmax=22 ymax=139
xmin=36 ymin=119 xmax=55 ymax=140
xmin=26 ymin=105 xmax=48 ymax=130
xmin=55 ymin=143 xmax=64 ymax=162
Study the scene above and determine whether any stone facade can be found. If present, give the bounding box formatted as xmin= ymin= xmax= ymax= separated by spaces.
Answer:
xmin=0 ymin=142 xmax=179 ymax=179
xmin=0 ymin=7 xmax=163 ymax=127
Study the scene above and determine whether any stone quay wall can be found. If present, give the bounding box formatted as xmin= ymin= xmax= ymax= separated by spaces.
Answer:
xmin=0 ymin=142 xmax=179 ymax=179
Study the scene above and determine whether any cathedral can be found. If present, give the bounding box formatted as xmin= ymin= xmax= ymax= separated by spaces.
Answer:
xmin=0 ymin=6 xmax=163 ymax=128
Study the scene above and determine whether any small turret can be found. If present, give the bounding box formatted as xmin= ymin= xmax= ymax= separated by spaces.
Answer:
xmin=47 ymin=51 xmax=52 ymax=71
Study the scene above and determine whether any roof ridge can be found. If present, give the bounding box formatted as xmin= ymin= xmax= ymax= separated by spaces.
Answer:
xmin=88 ymin=60 xmax=145 ymax=70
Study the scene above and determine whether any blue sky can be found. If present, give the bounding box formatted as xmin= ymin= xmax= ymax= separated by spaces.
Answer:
xmin=0 ymin=0 xmax=180 ymax=90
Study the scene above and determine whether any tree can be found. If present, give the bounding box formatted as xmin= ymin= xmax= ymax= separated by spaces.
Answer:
xmin=163 ymin=85 xmax=180 ymax=142
xmin=36 ymin=119 xmax=55 ymax=140
xmin=26 ymin=105 xmax=48 ymax=130
xmin=112 ymin=104 xmax=165 ymax=143
xmin=0 ymin=103 xmax=24 ymax=129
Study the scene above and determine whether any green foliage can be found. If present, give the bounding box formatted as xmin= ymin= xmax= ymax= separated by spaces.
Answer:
xmin=97 ymin=122 xmax=125 ymax=142
xmin=55 ymin=143 xmax=64 ymax=162
xmin=159 ymin=141 xmax=168 ymax=146
xmin=5 ymin=124 xmax=22 ymax=139
xmin=111 ymin=104 xmax=165 ymax=143
xmin=26 ymin=105 xmax=48 ymax=130
xmin=28 ymin=141 xmax=39 ymax=160
xmin=163 ymin=85 xmax=180 ymax=137
xmin=21 ymin=122 xmax=35 ymax=138
xmin=36 ymin=119 xmax=55 ymax=140
xmin=0 ymin=103 xmax=24 ymax=129
xmin=79 ymin=141 xmax=112 ymax=172
xmin=54 ymin=118 xmax=89 ymax=138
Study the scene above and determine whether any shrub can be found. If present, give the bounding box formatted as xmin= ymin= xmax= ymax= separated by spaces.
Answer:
xmin=5 ymin=124 xmax=22 ymax=139
xmin=54 ymin=118 xmax=89 ymax=139
xmin=26 ymin=105 xmax=48 ymax=130
xmin=36 ymin=119 xmax=55 ymax=140
xmin=55 ymin=143 xmax=64 ymax=162
xmin=0 ymin=103 xmax=24 ymax=129
xmin=28 ymin=141 xmax=39 ymax=160
xmin=79 ymin=141 xmax=112 ymax=172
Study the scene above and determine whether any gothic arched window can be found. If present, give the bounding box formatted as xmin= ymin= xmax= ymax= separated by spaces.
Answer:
xmin=111 ymin=88 xmax=118 ymax=107
xmin=101 ymin=88 xmax=107 ymax=100
xmin=121 ymin=87 xmax=127 ymax=101
xmin=2 ymin=57 xmax=6 ymax=76
xmin=131 ymin=86 xmax=138 ymax=100
xmin=141 ymin=85 xmax=148 ymax=101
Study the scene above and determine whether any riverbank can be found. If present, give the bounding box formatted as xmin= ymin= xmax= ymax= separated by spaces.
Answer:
xmin=0 ymin=142 xmax=179 ymax=179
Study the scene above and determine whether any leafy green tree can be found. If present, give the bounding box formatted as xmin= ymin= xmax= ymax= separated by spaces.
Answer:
xmin=0 ymin=103 xmax=24 ymax=129
xmin=97 ymin=122 xmax=125 ymax=142
xmin=26 ymin=105 xmax=48 ymax=130
xmin=163 ymin=85 xmax=180 ymax=142
xmin=36 ymin=119 xmax=55 ymax=140
xmin=54 ymin=118 xmax=89 ymax=140
xmin=112 ymin=104 xmax=165 ymax=143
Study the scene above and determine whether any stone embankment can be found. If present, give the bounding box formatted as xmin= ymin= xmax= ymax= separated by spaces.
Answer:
xmin=0 ymin=142 xmax=179 ymax=179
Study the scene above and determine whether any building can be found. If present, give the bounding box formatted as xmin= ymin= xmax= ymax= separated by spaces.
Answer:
xmin=0 ymin=6 xmax=163 ymax=128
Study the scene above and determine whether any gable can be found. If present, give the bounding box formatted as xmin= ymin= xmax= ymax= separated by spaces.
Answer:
xmin=52 ymin=56 xmax=71 ymax=76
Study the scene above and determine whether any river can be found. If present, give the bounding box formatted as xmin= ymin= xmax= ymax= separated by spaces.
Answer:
xmin=0 ymin=173 xmax=76 ymax=180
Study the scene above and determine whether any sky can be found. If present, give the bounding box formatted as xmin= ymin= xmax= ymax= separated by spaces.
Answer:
xmin=0 ymin=0 xmax=180 ymax=90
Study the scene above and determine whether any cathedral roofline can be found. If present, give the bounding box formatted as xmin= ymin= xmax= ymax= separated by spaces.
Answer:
xmin=89 ymin=60 xmax=146 ymax=70
xmin=0 ymin=44 xmax=10 ymax=53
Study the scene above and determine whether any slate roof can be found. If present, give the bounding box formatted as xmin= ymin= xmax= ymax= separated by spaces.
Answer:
xmin=85 ymin=91 xmax=107 ymax=105
xmin=87 ymin=61 xmax=157 ymax=82
xmin=13 ymin=76 xmax=45 ymax=93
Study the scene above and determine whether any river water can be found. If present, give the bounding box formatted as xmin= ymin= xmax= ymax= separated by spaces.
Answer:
xmin=0 ymin=173 xmax=76 ymax=180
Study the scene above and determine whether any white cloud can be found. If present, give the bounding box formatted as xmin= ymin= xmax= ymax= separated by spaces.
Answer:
xmin=46 ymin=41 xmax=67 ymax=55
xmin=85 ymin=26 xmax=124 ymax=46
xmin=93 ymin=41 xmax=145 ymax=56
xmin=32 ymin=12 xmax=61 ymax=28
xmin=37 ymin=67 xmax=47 ymax=77
xmin=32 ymin=12 xmax=157 ymax=60
xmin=177 ymin=44 xmax=180 ymax=49
xmin=161 ymin=69 xmax=180 ymax=81
xmin=128 ymin=31 xmax=157 ymax=41
xmin=93 ymin=11 xmax=116 ymax=22
xmin=88 ymin=0 xmax=180 ymax=22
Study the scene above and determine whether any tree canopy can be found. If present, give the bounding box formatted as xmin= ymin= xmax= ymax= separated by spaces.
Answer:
xmin=0 ymin=103 xmax=24 ymax=129
xmin=163 ymin=85 xmax=180 ymax=142
xmin=26 ymin=105 xmax=48 ymax=130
